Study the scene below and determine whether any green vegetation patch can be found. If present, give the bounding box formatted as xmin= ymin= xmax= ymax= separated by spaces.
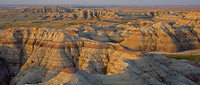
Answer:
xmin=163 ymin=54 xmax=200 ymax=63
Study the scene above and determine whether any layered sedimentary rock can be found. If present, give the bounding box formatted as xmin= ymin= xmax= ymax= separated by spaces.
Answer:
xmin=175 ymin=11 xmax=200 ymax=27
xmin=34 ymin=53 xmax=200 ymax=85
xmin=116 ymin=20 xmax=157 ymax=39
xmin=12 ymin=6 xmax=119 ymax=20
xmin=65 ymin=24 xmax=124 ymax=42
xmin=47 ymin=9 xmax=119 ymax=19
xmin=0 ymin=28 xmax=200 ymax=85
xmin=152 ymin=10 xmax=189 ymax=22
xmin=16 ymin=6 xmax=73 ymax=13
xmin=153 ymin=15 xmax=182 ymax=22
xmin=121 ymin=22 xmax=200 ymax=52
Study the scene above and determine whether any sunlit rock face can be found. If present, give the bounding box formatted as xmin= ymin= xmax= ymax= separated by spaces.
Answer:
xmin=121 ymin=22 xmax=200 ymax=52
xmin=65 ymin=24 xmax=124 ymax=42
xmin=174 ymin=11 xmax=200 ymax=27
xmin=14 ymin=6 xmax=119 ymax=20
xmin=0 ymin=28 xmax=200 ymax=85
xmin=152 ymin=9 xmax=186 ymax=22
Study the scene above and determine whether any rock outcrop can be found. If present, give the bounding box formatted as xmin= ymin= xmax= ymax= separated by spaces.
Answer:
xmin=65 ymin=24 xmax=123 ymax=42
xmin=33 ymin=53 xmax=200 ymax=85
xmin=17 ymin=6 xmax=73 ymax=13
xmin=0 ymin=28 xmax=200 ymax=85
xmin=12 ymin=6 xmax=119 ymax=20
xmin=46 ymin=9 xmax=119 ymax=19
xmin=174 ymin=11 xmax=200 ymax=27
xmin=153 ymin=15 xmax=182 ymax=22
xmin=152 ymin=9 xmax=188 ymax=22
xmin=121 ymin=22 xmax=200 ymax=52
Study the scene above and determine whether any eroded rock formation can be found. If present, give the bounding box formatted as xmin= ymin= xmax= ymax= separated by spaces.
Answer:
xmin=152 ymin=9 xmax=189 ymax=22
xmin=65 ymin=24 xmax=123 ymax=42
xmin=121 ymin=22 xmax=200 ymax=52
xmin=17 ymin=6 xmax=73 ymax=13
xmin=175 ymin=11 xmax=200 ymax=27
xmin=0 ymin=28 xmax=200 ymax=85
xmin=12 ymin=6 xmax=119 ymax=20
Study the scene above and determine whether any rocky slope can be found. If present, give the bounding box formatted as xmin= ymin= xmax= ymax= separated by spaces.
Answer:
xmin=0 ymin=28 xmax=200 ymax=85
xmin=174 ymin=11 xmax=200 ymax=27
xmin=121 ymin=11 xmax=200 ymax=53
xmin=152 ymin=9 xmax=189 ymax=22
xmin=65 ymin=24 xmax=123 ymax=42
xmin=47 ymin=9 xmax=119 ymax=19
xmin=153 ymin=15 xmax=182 ymax=22
xmin=17 ymin=6 xmax=73 ymax=13
xmin=12 ymin=6 xmax=119 ymax=19
xmin=121 ymin=22 xmax=200 ymax=52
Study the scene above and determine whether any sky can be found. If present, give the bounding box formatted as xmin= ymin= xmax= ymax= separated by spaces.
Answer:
xmin=0 ymin=0 xmax=200 ymax=5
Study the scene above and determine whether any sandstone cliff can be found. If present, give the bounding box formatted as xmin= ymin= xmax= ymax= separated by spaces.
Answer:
xmin=0 ymin=28 xmax=200 ymax=85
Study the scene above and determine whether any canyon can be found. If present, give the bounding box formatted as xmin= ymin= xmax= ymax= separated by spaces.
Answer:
xmin=0 ymin=27 xmax=199 ymax=85
xmin=0 ymin=6 xmax=200 ymax=85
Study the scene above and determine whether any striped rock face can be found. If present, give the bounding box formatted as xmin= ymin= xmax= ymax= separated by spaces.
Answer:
xmin=175 ymin=11 xmax=200 ymax=27
xmin=14 ymin=6 xmax=119 ymax=20
xmin=153 ymin=15 xmax=182 ymax=22
xmin=152 ymin=10 xmax=189 ymax=22
xmin=0 ymin=28 xmax=200 ymax=85
xmin=121 ymin=22 xmax=200 ymax=53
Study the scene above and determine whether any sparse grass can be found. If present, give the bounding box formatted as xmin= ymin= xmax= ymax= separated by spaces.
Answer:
xmin=0 ymin=15 xmax=104 ymax=29
xmin=163 ymin=54 xmax=200 ymax=63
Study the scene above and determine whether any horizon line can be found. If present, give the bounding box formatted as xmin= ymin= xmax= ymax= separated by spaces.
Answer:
xmin=0 ymin=4 xmax=200 ymax=6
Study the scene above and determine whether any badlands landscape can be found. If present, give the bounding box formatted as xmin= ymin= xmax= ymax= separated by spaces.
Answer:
xmin=0 ymin=5 xmax=200 ymax=85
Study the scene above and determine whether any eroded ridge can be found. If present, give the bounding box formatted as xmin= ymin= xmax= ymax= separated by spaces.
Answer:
xmin=0 ymin=28 xmax=199 ymax=85
xmin=121 ymin=22 xmax=200 ymax=52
